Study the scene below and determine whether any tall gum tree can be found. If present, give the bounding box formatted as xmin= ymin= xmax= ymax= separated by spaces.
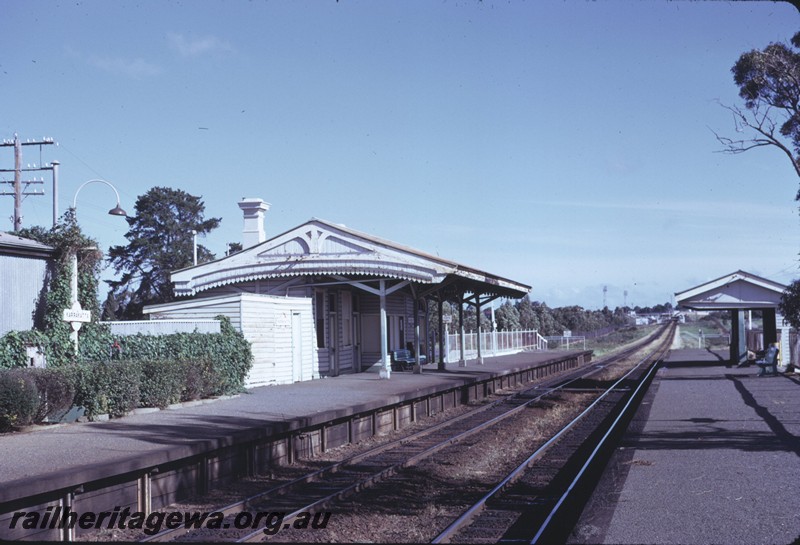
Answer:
xmin=718 ymin=30 xmax=800 ymax=329
xmin=107 ymin=187 xmax=221 ymax=320
xmin=715 ymin=31 xmax=800 ymax=188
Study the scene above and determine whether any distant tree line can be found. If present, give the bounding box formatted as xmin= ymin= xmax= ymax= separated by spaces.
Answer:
xmin=428 ymin=296 xmax=673 ymax=337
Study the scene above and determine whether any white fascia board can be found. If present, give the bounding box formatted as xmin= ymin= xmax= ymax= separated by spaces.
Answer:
xmin=145 ymin=292 xmax=309 ymax=315
xmin=171 ymin=217 xmax=528 ymax=297
xmin=143 ymin=293 xmax=244 ymax=314
xmin=675 ymin=271 xmax=786 ymax=302
xmin=676 ymin=277 xmax=786 ymax=311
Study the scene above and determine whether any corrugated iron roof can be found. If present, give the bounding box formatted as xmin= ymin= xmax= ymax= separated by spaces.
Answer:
xmin=0 ymin=231 xmax=54 ymax=258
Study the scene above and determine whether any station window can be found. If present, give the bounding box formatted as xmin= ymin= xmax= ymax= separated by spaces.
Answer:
xmin=315 ymin=291 xmax=325 ymax=348
xmin=342 ymin=291 xmax=352 ymax=346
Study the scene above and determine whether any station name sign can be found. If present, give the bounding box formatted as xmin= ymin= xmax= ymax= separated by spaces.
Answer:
xmin=63 ymin=308 xmax=91 ymax=323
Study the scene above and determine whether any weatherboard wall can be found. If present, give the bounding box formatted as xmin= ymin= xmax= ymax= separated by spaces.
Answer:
xmin=144 ymin=293 xmax=316 ymax=387
xmin=239 ymin=295 xmax=316 ymax=386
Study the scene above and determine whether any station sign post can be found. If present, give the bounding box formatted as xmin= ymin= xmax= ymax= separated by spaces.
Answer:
xmin=63 ymin=302 xmax=92 ymax=352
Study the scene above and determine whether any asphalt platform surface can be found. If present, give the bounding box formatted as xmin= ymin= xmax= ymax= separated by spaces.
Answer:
xmin=570 ymin=348 xmax=800 ymax=545
xmin=0 ymin=350 xmax=574 ymax=506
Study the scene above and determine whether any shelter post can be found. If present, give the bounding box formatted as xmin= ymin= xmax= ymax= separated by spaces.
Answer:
xmin=458 ymin=299 xmax=466 ymax=367
xmin=763 ymin=308 xmax=777 ymax=346
xmin=476 ymin=298 xmax=483 ymax=364
xmin=379 ymin=280 xmax=390 ymax=379
xmin=414 ymin=299 xmax=422 ymax=373
xmin=438 ymin=299 xmax=445 ymax=371
xmin=730 ymin=309 xmax=746 ymax=365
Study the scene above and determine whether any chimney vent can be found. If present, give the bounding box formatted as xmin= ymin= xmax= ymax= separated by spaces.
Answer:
xmin=238 ymin=198 xmax=271 ymax=248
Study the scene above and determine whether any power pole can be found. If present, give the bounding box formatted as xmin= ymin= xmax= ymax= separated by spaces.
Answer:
xmin=603 ymin=285 xmax=608 ymax=308
xmin=0 ymin=133 xmax=56 ymax=230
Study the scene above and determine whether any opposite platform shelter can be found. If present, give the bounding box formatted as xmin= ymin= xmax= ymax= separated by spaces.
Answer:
xmin=674 ymin=270 xmax=791 ymax=367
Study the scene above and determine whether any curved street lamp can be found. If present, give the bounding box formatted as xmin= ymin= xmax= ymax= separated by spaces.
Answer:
xmin=66 ymin=179 xmax=127 ymax=352
xmin=71 ymin=179 xmax=127 ymax=217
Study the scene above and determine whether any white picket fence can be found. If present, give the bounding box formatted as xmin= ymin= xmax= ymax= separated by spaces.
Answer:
xmin=543 ymin=335 xmax=587 ymax=351
xmin=100 ymin=319 xmax=221 ymax=336
xmin=442 ymin=329 xmax=547 ymax=362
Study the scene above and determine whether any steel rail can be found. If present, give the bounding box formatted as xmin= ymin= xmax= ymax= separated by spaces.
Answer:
xmin=141 ymin=323 xmax=670 ymax=543
xmin=529 ymin=341 xmax=668 ymax=544
xmin=234 ymin=327 xmax=673 ymax=543
xmin=431 ymin=322 xmax=675 ymax=544
xmin=141 ymin=359 xmax=588 ymax=542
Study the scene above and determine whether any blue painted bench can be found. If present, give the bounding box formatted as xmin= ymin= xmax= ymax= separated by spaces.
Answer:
xmin=390 ymin=349 xmax=427 ymax=371
xmin=755 ymin=344 xmax=779 ymax=376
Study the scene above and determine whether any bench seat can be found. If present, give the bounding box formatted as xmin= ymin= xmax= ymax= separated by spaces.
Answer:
xmin=755 ymin=345 xmax=779 ymax=376
xmin=390 ymin=349 xmax=427 ymax=371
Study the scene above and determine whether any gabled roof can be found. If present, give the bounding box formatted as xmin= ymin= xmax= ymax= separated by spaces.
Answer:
xmin=171 ymin=218 xmax=530 ymax=299
xmin=674 ymin=270 xmax=787 ymax=310
xmin=0 ymin=231 xmax=54 ymax=258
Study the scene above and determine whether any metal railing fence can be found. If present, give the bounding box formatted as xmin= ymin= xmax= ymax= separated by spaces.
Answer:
xmin=441 ymin=329 xmax=548 ymax=362
xmin=543 ymin=336 xmax=587 ymax=351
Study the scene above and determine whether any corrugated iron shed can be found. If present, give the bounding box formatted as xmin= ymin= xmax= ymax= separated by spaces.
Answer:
xmin=0 ymin=231 xmax=55 ymax=336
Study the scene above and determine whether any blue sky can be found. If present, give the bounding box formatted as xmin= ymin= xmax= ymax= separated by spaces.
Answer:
xmin=2 ymin=1 xmax=799 ymax=310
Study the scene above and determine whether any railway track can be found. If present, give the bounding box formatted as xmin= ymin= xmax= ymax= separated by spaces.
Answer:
xmin=433 ymin=320 xmax=676 ymax=544
xmin=134 ymin=322 xmax=674 ymax=543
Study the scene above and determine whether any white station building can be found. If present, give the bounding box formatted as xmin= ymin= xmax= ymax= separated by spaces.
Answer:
xmin=144 ymin=198 xmax=531 ymax=387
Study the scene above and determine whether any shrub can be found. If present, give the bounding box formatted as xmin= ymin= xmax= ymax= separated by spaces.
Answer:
xmin=181 ymin=359 xmax=216 ymax=402
xmin=102 ymin=362 xmax=141 ymax=418
xmin=137 ymin=359 xmax=219 ymax=407
xmin=0 ymin=370 xmax=40 ymax=432
xmin=68 ymin=363 xmax=105 ymax=418
xmin=71 ymin=361 xmax=141 ymax=419
xmin=139 ymin=360 xmax=184 ymax=409
xmin=27 ymin=368 xmax=75 ymax=423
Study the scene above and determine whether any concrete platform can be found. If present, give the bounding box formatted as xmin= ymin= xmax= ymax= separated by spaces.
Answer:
xmin=570 ymin=348 xmax=800 ymax=545
xmin=0 ymin=349 xmax=588 ymax=525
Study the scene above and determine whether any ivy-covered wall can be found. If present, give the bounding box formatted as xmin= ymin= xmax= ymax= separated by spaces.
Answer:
xmin=0 ymin=213 xmax=254 ymax=429
xmin=0 ymin=318 xmax=252 ymax=427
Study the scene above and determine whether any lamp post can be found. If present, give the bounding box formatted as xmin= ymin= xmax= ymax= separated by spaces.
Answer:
xmin=72 ymin=179 xmax=127 ymax=217
xmin=66 ymin=180 xmax=127 ymax=352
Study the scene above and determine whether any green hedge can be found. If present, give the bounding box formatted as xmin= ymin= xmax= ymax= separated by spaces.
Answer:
xmin=0 ymin=318 xmax=252 ymax=384
xmin=0 ymin=370 xmax=40 ymax=432
xmin=70 ymin=361 xmax=141 ymax=419
xmin=112 ymin=318 xmax=251 ymax=396
xmin=69 ymin=359 xmax=221 ymax=418
xmin=28 ymin=368 xmax=75 ymax=423
xmin=0 ymin=316 xmax=253 ymax=426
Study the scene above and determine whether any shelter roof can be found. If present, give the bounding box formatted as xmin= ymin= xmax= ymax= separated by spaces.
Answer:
xmin=674 ymin=270 xmax=787 ymax=310
xmin=171 ymin=218 xmax=530 ymax=299
xmin=0 ymin=231 xmax=54 ymax=258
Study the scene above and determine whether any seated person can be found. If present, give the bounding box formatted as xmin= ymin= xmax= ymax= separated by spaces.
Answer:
xmin=738 ymin=350 xmax=756 ymax=367
xmin=755 ymin=343 xmax=779 ymax=376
